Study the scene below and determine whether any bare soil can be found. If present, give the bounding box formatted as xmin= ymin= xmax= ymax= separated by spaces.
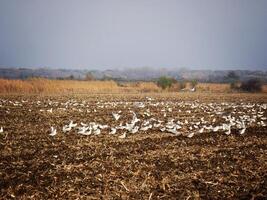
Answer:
xmin=0 ymin=93 xmax=267 ymax=199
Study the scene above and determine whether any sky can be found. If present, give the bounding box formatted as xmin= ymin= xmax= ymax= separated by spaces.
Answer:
xmin=0 ymin=0 xmax=267 ymax=70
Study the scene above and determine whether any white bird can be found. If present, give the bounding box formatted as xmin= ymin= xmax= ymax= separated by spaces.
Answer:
xmin=130 ymin=126 xmax=139 ymax=134
xmin=62 ymin=125 xmax=72 ymax=133
xmin=0 ymin=127 xmax=3 ymax=133
xmin=199 ymin=127 xmax=204 ymax=133
xmin=47 ymin=108 xmax=53 ymax=113
xmin=187 ymin=132 xmax=195 ymax=138
xmin=109 ymin=128 xmax=117 ymax=134
xmin=93 ymin=128 xmax=101 ymax=135
xmin=239 ymin=127 xmax=246 ymax=135
xmin=81 ymin=122 xmax=88 ymax=126
xmin=112 ymin=113 xmax=121 ymax=121
xmin=190 ymin=87 xmax=196 ymax=92
xmin=212 ymin=126 xmax=220 ymax=132
xmin=118 ymin=132 xmax=127 ymax=139
xmin=78 ymin=126 xmax=90 ymax=134
xmin=99 ymin=124 xmax=109 ymax=129
xmin=140 ymin=124 xmax=152 ymax=131
xmin=79 ymin=128 xmax=92 ymax=136
xmin=160 ymin=127 xmax=166 ymax=132
xmin=153 ymin=123 xmax=161 ymax=128
xmin=225 ymin=128 xmax=231 ymax=135
xmin=49 ymin=127 xmax=57 ymax=136
xmin=69 ymin=121 xmax=77 ymax=128
xmin=167 ymin=128 xmax=180 ymax=136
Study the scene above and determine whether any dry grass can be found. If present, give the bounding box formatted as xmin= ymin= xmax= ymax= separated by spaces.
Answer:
xmin=0 ymin=78 xmax=120 ymax=94
xmin=197 ymin=83 xmax=231 ymax=92
xmin=0 ymin=78 xmax=266 ymax=94
xmin=0 ymin=78 xmax=161 ymax=94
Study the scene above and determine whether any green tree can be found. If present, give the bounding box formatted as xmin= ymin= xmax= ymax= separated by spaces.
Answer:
xmin=157 ymin=76 xmax=175 ymax=90
xmin=190 ymin=79 xmax=198 ymax=88
xmin=240 ymin=79 xmax=262 ymax=92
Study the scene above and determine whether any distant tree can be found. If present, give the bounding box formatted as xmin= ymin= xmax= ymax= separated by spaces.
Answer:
xmin=226 ymin=71 xmax=240 ymax=90
xmin=179 ymin=81 xmax=186 ymax=90
xmin=85 ymin=72 xmax=95 ymax=81
xmin=157 ymin=76 xmax=176 ymax=90
xmin=240 ymin=78 xmax=263 ymax=92
xmin=190 ymin=79 xmax=198 ymax=88
xmin=68 ymin=75 xmax=74 ymax=80
xmin=225 ymin=71 xmax=239 ymax=83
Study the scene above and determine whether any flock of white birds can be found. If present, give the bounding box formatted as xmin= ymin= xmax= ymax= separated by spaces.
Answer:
xmin=0 ymin=97 xmax=266 ymax=139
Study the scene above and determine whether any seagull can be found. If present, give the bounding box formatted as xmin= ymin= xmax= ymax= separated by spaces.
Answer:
xmin=225 ymin=128 xmax=231 ymax=135
xmin=112 ymin=113 xmax=121 ymax=121
xmin=119 ymin=132 xmax=127 ymax=139
xmin=212 ymin=126 xmax=220 ymax=132
xmin=239 ymin=127 xmax=246 ymax=135
xmin=62 ymin=125 xmax=72 ymax=133
xmin=140 ymin=124 xmax=152 ymax=131
xmin=78 ymin=126 xmax=90 ymax=134
xmin=47 ymin=108 xmax=53 ymax=113
xmin=167 ymin=128 xmax=181 ymax=136
xmin=199 ymin=127 xmax=204 ymax=133
xmin=153 ymin=123 xmax=161 ymax=128
xmin=49 ymin=127 xmax=57 ymax=136
xmin=130 ymin=126 xmax=139 ymax=134
xmin=190 ymin=87 xmax=196 ymax=92
xmin=160 ymin=127 xmax=166 ymax=132
xmin=109 ymin=128 xmax=117 ymax=135
xmin=93 ymin=128 xmax=101 ymax=135
xmin=187 ymin=132 xmax=195 ymax=138
xmin=81 ymin=122 xmax=88 ymax=126
xmin=69 ymin=121 xmax=77 ymax=128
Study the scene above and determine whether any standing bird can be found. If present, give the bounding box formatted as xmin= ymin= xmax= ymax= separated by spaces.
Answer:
xmin=119 ymin=132 xmax=127 ymax=139
xmin=112 ymin=113 xmax=121 ymax=121
xmin=109 ymin=128 xmax=117 ymax=135
xmin=49 ymin=127 xmax=57 ymax=136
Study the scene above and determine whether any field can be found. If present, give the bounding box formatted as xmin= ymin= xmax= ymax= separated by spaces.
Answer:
xmin=0 ymin=92 xmax=267 ymax=199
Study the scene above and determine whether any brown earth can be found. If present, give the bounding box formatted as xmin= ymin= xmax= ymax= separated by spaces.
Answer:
xmin=0 ymin=93 xmax=267 ymax=199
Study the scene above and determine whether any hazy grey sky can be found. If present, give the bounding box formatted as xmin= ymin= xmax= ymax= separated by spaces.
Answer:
xmin=0 ymin=0 xmax=267 ymax=70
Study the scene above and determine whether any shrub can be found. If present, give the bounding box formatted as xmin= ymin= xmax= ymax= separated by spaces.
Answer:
xmin=190 ymin=79 xmax=198 ymax=88
xmin=157 ymin=76 xmax=176 ymax=90
xmin=179 ymin=81 xmax=186 ymax=90
xmin=230 ymin=81 xmax=240 ymax=90
xmin=240 ymin=78 xmax=262 ymax=92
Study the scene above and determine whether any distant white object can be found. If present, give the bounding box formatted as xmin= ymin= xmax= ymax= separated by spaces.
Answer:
xmin=140 ymin=124 xmax=152 ymax=131
xmin=62 ymin=125 xmax=72 ymax=133
xmin=78 ymin=126 xmax=90 ymax=134
xmin=131 ymin=126 xmax=139 ymax=134
xmin=199 ymin=127 xmax=204 ymax=133
xmin=239 ymin=127 xmax=246 ymax=135
xmin=109 ymin=128 xmax=117 ymax=135
xmin=167 ymin=128 xmax=180 ymax=136
xmin=93 ymin=128 xmax=101 ymax=135
xmin=187 ymin=132 xmax=195 ymax=138
xmin=112 ymin=113 xmax=121 ymax=121
xmin=69 ymin=121 xmax=77 ymax=128
xmin=79 ymin=129 xmax=92 ymax=136
xmin=190 ymin=87 xmax=196 ymax=92
xmin=160 ymin=127 xmax=166 ymax=132
xmin=49 ymin=127 xmax=57 ymax=136
xmin=119 ymin=132 xmax=127 ymax=139
xmin=47 ymin=108 xmax=53 ymax=113
xmin=212 ymin=126 xmax=220 ymax=132
xmin=0 ymin=127 xmax=3 ymax=133
xmin=146 ymin=97 xmax=153 ymax=101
